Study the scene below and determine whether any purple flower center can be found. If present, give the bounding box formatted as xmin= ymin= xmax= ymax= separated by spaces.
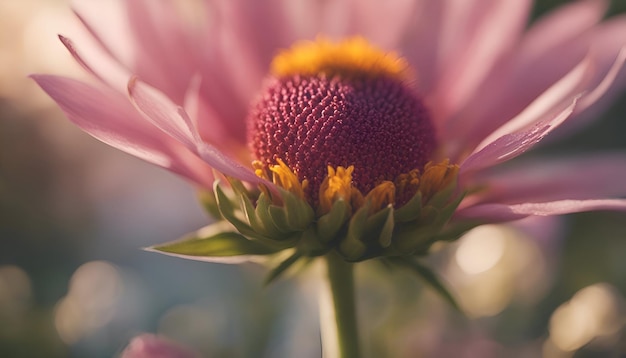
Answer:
xmin=247 ymin=73 xmax=437 ymax=199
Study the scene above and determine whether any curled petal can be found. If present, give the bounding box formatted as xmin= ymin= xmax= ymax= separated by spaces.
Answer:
xmin=470 ymin=153 xmax=626 ymax=205
xmin=456 ymin=199 xmax=626 ymax=223
xmin=127 ymin=77 xmax=266 ymax=185
xmin=128 ymin=77 xmax=199 ymax=149
xmin=460 ymin=99 xmax=577 ymax=174
xmin=31 ymin=75 xmax=214 ymax=188
xmin=58 ymin=34 xmax=131 ymax=93
xmin=442 ymin=0 xmax=611 ymax=154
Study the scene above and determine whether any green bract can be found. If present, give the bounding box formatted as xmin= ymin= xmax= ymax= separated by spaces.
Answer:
xmin=151 ymin=171 xmax=474 ymax=306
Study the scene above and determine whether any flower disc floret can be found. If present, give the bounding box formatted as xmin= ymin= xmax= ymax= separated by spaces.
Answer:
xmin=248 ymin=38 xmax=437 ymax=204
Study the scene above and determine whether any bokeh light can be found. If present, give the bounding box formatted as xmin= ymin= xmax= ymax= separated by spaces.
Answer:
xmin=54 ymin=261 xmax=122 ymax=344
xmin=547 ymin=283 xmax=625 ymax=354
xmin=448 ymin=224 xmax=550 ymax=318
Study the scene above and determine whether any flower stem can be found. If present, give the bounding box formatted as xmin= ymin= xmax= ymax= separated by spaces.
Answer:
xmin=324 ymin=252 xmax=360 ymax=358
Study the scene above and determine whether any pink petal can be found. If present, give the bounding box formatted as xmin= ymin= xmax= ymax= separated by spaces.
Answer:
xmin=184 ymin=75 xmax=247 ymax=148
xmin=462 ymin=45 xmax=625 ymax=161
xmin=432 ymin=0 xmax=532 ymax=118
xmin=562 ymin=17 xmax=626 ymax=132
xmin=348 ymin=0 xmax=418 ymax=50
xmin=401 ymin=0 xmax=446 ymax=94
xmin=211 ymin=0 xmax=295 ymax=101
xmin=519 ymin=0 xmax=608 ymax=62
xmin=473 ymin=57 xmax=592 ymax=152
xmin=284 ymin=0 xmax=353 ymax=40
xmin=575 ymin=47 xmax=626 ymax=117
xmin=32 ymin=75 xmax=214 ymax=188
xmin=128 ymin=77 xmax=199 ymax=150
xmin=124 ymin=0 xmax=200 ymax=104
xmin=71 ymin=0 xmax=135 ymax=67
xmin=58 ymin=35 xmax=131 ymax=93
xmin=120 ymin=334 xmax=199 ymax=358
xmin=460 ymin=99 xmax=577 ymax=174
xmin=441 ymin=0 xmax=609 ymax=156
xmin=127 ymin=77 xmax=264 ymax=185
xmin=456 ymin=199 xmax=626 ymax=223
xmin=468 ymin=154 xmax=626 ymax=205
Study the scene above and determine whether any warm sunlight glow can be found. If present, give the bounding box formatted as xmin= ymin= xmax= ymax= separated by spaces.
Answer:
xmin=455 ymin=225 xmax=505 ymax=275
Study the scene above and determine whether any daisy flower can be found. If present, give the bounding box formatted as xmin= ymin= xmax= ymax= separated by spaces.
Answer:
xmin=33 ymin=0 xmax=626 ymax=355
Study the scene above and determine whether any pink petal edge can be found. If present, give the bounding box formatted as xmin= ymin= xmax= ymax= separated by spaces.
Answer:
xmin=456 ymin=199 xmax=626 ymax=223
xmin=127 ymin=77 xmax=267 ymax=186
xmin=31 ymin=74 xmax=214 ymax=189
xmin=468 ymin=153 xmax=626 ymax=205
xmin=460 ymin=98 xmax=577 ymax=174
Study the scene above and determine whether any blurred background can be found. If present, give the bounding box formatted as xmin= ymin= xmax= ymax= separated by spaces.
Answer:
xmin=1 ymin=0 xmax=625 ymax=357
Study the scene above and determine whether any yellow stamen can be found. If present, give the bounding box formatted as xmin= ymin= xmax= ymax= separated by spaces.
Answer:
xmin=268 ymin=159 xmax=308 ymax=199
xmin=252 ymin=159 xmax=458 ymax=217
xmin=318 ymin=166 xmax=355 ymax=214
xmin=395 ymin=169 xmax=420 ymax=199
xmin=364 ymin=181 xmax=396 ymax=212
xmin=271 ymin=37 xmax=412 ymax=80
xmin=252 ymin=160 xmax=270 ymax=180
xmin=418 ymin=159 xmax=460 ymax=202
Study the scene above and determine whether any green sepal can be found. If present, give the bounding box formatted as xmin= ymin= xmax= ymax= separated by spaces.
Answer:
xmin=268 ymin=205 xmax=291 ymax=231
xmin=338 ymin=202 xmax=371 ymax=260
xmin=386 ymin=257 xmax=463 ymax=313
xmin=214 ymin=182 xmax=297 ymax=250
xmin=377 ymin=207 xmax=395 ymax=248
xmin=394 ymin=192 xmax=423 ymax=223
xmin=356 ymin=205 xmax=395 ymax=249
xmin=278 ymin=188 xmax=315 ymax=231
xmin=151 ymin=223 xmax=280 ymax=258
xmin=264 ymin=251 xmax=302 ymax=286
xmin=255 ymin=193 xmax=289 ymax=237
xmin=233 ymin=182 xmax=265 ymax=234
xmin=427 ymin=175 xmax=459 ymax=208
xmin=298 ymin=227 xmax=330 ymax=257
xmin=391 ymin=190 xmax=466 ymax=255
xmin=198 ymin=190 xmax=222 ymax=220
xmin=391 ymin=206 xmax=439 ymax=254
xmin=214 ymin=182 xmax=258 ymax=238
xmin=317 ymin=199 xmax=350 ymax=242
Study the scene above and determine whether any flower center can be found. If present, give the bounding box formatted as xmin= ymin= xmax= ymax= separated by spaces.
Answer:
xmin=247 ymin=37 xmax=438 ymax=204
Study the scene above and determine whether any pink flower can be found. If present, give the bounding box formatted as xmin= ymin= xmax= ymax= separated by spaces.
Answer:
xmin=33 ymin=0 xmax=626 ymax=263
xmin=120 ymin=334 xmax=199 ymax=358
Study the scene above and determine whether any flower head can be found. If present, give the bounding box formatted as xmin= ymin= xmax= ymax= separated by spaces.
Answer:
xmin=33 ymin=0 xmax=626 ymax=279
xmin=249 ymin=38 xmax=437 ymax=201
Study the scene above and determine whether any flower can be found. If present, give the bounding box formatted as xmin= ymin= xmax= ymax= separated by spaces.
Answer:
xmin=33 ymin=1 xmax=626 ymax=278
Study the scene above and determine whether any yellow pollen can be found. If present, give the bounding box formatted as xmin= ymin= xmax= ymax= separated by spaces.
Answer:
xmin=271 ymin=37 xmax=412 ymax=80
xmin=319 ymin=166 xmax=356 ymax=214
xmin=364 ymin=181 xmax=396 ymax=213
xmin=252 ymin=159 xmax=458 ymax=216
xmin=395 ymin=169 xmax=421 ymax=198
xmin=254 ymin=159 xmax=308 ymax=200
xmin=418 ymin=159 xmax=460 ymax=202
xmin=270 ymin=159 xmax=309 ymax=199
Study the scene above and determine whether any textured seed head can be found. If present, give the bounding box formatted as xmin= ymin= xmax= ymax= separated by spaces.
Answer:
xmin=247 ymin=72 xmax=437 ymax=200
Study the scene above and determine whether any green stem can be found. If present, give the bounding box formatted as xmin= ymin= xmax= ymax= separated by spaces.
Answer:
xmin=325 ymin=252 xmax=360 ymax=358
